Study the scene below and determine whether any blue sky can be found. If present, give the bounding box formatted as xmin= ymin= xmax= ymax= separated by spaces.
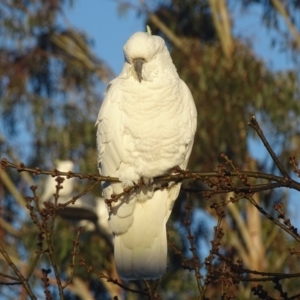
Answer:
xmin=66 ymin=0 xmax=145 ymax=74
xmin=66 ymin=1 xmax=295 ymax=73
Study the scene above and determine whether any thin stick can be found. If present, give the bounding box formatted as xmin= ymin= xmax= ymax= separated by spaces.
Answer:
xmin=248 ymin=116 xmax=289 ymax=178
xmin=0 ymin=242 xmax=37 ymax=299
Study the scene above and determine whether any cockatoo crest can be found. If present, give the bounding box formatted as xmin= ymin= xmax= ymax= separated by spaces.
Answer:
xmin=122 ymin=32 xmax=177 ymax=83
xmin=146 ymin=25 xmax=152 ymax=35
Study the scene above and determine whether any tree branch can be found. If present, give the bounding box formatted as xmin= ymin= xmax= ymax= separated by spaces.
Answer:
xmin=270 ymin=0 xmax=300 ymax=50
xmin=208 ymin=0 xmax=233 ymax=58
xmin=248 ymin=116 xmax=289 ymax=178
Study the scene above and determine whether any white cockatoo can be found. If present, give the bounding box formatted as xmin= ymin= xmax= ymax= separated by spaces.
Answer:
xmin=41 ymin=160 xmax=75 ymax=203
xmin=41 ymin=161 xmax=110 ymax=233
xmin=78 ymin=197 xmax=111 ymax=235
xmin=96 ymin=31 xmax=197 ymax=279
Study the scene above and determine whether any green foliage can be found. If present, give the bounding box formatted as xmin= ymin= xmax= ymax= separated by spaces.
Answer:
xmin=150 ymin=0 xmax=217 ymax=42
xmin=175 ymin=42 xmax=300 ymax=170
xmin=0 ymin=0 xmax=106 ymax=170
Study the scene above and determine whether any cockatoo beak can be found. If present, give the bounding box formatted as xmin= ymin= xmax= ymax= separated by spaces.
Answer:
xmin=133 ymin=58 xmax=144 ymax=82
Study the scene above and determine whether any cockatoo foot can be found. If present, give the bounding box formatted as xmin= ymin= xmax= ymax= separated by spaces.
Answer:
xmin=119 ymin=168 xmax=140 ymax=188
xmin=173 ymin=165 xmax=189 ymax=175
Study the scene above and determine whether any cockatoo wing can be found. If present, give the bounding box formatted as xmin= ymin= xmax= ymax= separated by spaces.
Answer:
xmin=96 ymin=81 xmax=137 ymax=234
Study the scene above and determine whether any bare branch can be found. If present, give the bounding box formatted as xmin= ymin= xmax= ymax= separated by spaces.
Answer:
xmin=248 ymin=116 xmax=290 ymax=178
xmin=0 ymin=169 xmax=27 ymax=209
xmin=0 ymin=242 xmax=37 ymax=299
xmin=208 ymin=0 xmax=233 ymax=58
xmin=270 ymin=0 xmax=300 ymax=50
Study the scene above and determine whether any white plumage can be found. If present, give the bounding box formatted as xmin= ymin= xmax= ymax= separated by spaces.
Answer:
xmin=96 ymin=31 xmax=197 ymax=279
xmin=41 ymin=160 xmax=75 ymax=203
xmin=41 ymin=161 xmax=110 ymax=234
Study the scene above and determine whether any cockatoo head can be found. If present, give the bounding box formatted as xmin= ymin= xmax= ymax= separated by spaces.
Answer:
xmin=55 ymin=160 xmax=74 ymax=172
xmin=123 ymin=32 xmax=175 ymax=83
xmin=41 ymin=160 xmax=75 ymax=202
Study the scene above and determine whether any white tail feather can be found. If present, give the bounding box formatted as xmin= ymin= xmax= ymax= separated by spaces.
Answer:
xmin=114 ymin=189 xmax=171 ymax=279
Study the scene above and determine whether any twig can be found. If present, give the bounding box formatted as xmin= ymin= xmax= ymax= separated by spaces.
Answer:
xmin=45 ymin=231 xmax=64 ymax=299
xmin=26 ymin=242 xmax=43 ymax=280
xmin=226 ymin=193 xmax=253 ymax=260
xmin=270 ymin=0 xmax=300 ymax=50
xmin=80 ymin=260 xmax=148 ymax=296
xmin=41 ymin=268 xmax=53 ymax=300
xmin=0 ymin=280 xmax=22 ymax=285
xmin=0 ymin=272 xmax=20 ymax=282
xmin=0 ymin=169 xmax=27 ymax=209
xmin=237 ymin=268 xmax=300 ymax=279
xmin=39 ymin=178 xmax=65 ymax=299
xmin=0 ymin=158 xmax=118 ymax=183
xmin=246 ymin=195 xmax=300 ymax=242
xmin=0 ymin=217 xmax=21 ymax=237
xmin=183 ymin=192 xmax=204 ymax=293
xmin=3 ymin=157 xmax=300 ymax=195
xmin=63 ymin=228 xmax=83 ymax=289
xmin=248 ymin=116 xmax=289 ymax=178
xmin=0 ymin=242 xmax=37 ymax=299
xmin=55 ymin=180 xmax=101 ymax=211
